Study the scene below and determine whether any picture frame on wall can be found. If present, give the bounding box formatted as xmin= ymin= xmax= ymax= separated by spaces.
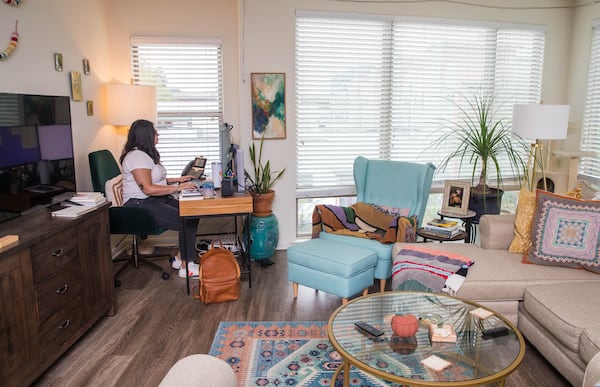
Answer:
xmin=441 ymin=180 xmax=471 ymax=215
xmin=70 ymin=71 xmax=82 ymax=101
xmin=251 ymin=72 xmax=286 ymax=139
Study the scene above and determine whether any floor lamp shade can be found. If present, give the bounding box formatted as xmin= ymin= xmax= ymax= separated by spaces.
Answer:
xmin=512 ymin=104 xmax=569 ymax=191
xmin=512 ymin=104 xmax=569 ymax=140
xmin=105 ymin=84 xmax=157 ymax=126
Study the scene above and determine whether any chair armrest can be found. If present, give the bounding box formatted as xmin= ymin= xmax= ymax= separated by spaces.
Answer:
xmin=479 ymin=214 xmax=515 ymax=250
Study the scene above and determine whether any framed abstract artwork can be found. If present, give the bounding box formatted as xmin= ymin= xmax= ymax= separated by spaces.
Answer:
xmin=251 ymin=73 xmax=286 ymax=139
xmin=442 ymin=180 xmax=471 ymax=215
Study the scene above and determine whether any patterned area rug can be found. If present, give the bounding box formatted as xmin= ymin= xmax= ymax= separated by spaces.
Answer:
xmin=209 ymin=321 xmax=398 ymax=387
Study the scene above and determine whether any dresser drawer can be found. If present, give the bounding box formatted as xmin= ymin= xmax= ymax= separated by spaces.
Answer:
xmin=35 ymin=260 xmax=82 ymax=326
xmin=31 ymin=232 xmax=79 ymax=284
xmin=38 ymin=295 xmax=83 ymax=363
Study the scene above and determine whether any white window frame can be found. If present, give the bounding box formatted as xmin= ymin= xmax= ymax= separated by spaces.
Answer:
xmin=580 ymin=21 xmax=600 ymax=182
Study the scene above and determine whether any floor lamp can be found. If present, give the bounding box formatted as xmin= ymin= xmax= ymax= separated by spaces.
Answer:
xmin=512 ymin=104 xmax=569 ymax=192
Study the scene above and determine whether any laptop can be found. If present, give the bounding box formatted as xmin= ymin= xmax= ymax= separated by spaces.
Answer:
xmin=187 ymin=156 xmax=207 ymax=179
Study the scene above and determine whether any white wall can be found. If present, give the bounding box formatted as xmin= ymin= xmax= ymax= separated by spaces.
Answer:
xmin=0 ymin=0 xmax=111 ymax=191
xmin=0 ymin=0 xmax=588 ymax=251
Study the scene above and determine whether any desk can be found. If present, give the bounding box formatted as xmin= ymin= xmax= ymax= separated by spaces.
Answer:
xmin=179 ymin=191 xmax=253 ymax=294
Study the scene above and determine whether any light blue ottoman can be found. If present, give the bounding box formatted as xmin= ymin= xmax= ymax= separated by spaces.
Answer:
xmin=287 ymin=238 xmax=377 ymax=304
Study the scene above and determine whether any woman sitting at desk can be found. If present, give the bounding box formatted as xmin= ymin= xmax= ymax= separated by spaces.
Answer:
xmin=120 ymin=119 xmax=199 ymax=277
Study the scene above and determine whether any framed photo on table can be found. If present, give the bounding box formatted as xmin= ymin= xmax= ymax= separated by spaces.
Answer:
xmin=442 ymin=180 xmax=471 ymax=215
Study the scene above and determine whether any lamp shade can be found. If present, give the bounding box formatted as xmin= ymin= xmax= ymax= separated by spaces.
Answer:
xmin=105 ymin=83 xmax=157 ymax=126
xmin=512 ymin=104 xmax=570 ymax=140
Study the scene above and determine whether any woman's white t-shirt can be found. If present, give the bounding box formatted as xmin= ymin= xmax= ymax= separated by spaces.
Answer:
xmin=121 ymin=149 xmax=168 ymax=203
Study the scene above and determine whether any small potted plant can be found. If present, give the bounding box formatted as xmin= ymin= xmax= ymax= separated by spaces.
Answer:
xmin=244 ymin=134 xmax=286 ymax=216
xmin=434 ymin=93 xmax=529 ymax=220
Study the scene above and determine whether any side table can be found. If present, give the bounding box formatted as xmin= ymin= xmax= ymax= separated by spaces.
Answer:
xmin=416 ymin=227 xmax=468 ymax=243
xmin=438 ymin=209 xmax=476 ymax=243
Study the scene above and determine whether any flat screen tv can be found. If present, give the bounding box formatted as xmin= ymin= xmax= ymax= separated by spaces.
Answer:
xmin=0 ymin=92 xmax=75 ymax=220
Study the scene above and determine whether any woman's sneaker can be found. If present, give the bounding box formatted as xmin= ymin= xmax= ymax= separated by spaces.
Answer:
xmin=178 ymin=262 xmax=199 ymax=278
xmin=170 ymin=256 xmax=182 ymax=270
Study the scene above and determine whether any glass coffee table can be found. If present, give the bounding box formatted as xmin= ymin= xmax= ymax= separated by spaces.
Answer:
xmin=328 ymin=291 xmax=525 ymax=386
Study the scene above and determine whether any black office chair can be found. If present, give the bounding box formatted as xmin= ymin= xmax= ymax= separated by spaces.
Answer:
xmin=89 ymin=150 xmax=171 ymax=286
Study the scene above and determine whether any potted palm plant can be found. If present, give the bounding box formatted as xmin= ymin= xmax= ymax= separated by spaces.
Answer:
xmin=435 ymin=93 xmax=529 ymax=220
xmin=244 ymin=135 xmax=286 ymax=216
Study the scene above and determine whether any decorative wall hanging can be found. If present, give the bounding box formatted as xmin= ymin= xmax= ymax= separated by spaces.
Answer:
xmin=70 ymin=71 xmax=82 ymax=101
xmin=251 ymin=73 xmax=286 ymax=139
xmin=54 ymin=53 xmax=63 ymax=71
xmin=82 ymin=58 xmax=90 ymax=75
xmin=86 ymin=101 xmax=94 ymax=116
xmin=0 ymin=20 xmax=18 ymax=60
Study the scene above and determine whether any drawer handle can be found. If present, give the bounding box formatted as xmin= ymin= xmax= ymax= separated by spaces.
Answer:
xmin=58 ymin=319 xmax=71 ymax=330
xmin=56 ymin=284 xmax=69 ymax=294
xmin=52 ymin=248 xmax=65 ymax=257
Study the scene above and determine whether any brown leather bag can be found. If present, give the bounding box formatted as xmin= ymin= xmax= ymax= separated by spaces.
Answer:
xmin=193 ymin=240 xmax=240 ymax=304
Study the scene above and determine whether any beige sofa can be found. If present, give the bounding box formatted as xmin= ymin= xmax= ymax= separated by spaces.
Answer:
xmin=394 ymin=214 xmax=600 ymax=387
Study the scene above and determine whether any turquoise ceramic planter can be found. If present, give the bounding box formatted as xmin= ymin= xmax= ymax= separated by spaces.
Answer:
xmin=248 ymin=214 xmax=279 ymax=260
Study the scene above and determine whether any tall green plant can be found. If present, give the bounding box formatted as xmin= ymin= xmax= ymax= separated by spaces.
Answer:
xmin=244 ymin=135 xmax=285 ymax=195
xmin=435 ymin=93 xmax=529 ymax=195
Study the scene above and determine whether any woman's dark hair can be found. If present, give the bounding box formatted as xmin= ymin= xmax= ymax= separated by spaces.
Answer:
xmin=120 ymin=119 xmax=160 ymax=164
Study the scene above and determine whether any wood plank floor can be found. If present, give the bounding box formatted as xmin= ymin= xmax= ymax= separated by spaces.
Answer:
xmin=33 ymin=250 xmax=571 ymax=387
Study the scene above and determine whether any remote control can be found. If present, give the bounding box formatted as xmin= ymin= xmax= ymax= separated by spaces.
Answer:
xmin=354 ymin=321 xmax=384 ymax=337
xmin=482 ymin=326 xmax=509 ymax=339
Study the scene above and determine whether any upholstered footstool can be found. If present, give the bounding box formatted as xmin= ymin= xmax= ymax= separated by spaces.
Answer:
xmin=158 ymin=354 xmax=237 ymax=387
xmin=287 ymin=238 xmax=377 ymax=304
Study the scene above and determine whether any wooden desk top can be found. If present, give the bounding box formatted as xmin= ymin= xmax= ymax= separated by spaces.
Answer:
xmin=179 ymin=190 xmax=253 ymax=217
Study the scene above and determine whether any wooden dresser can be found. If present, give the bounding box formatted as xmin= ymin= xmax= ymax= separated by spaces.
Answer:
xmin=0 ymin=203 xmax=115 ymax=387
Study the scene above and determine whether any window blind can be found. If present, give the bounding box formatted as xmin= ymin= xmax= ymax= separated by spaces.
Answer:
xmin=581 ymin=24 xmax=600 ymax=180
xmin=130 ymin=37 xmax=223 ymax=178
xmin=296 ymin=15 xmax=544 ymax=193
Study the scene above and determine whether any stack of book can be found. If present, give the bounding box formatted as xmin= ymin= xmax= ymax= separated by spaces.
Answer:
xmin=423 ymin=218 xmax=462 ymax=238
xmin=69 ymin=192 xmax=107 ymax=206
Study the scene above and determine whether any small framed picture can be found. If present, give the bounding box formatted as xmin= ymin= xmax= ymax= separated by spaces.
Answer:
xmin=86 ymin=100 xmax=94 ymax=116
xmin=82 ymin=58 xmax=90 ymax=75
xmin=54 ymin=53 xmax=63 ymax=72
xmin=70 ymin=71 xmax=82 ymax=101
xmin=442 ymin=180 xmax=471 ymax=215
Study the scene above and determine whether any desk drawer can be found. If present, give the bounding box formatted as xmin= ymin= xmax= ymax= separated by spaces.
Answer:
xmin=39 ymin=295 xmax=83 ymax=363
xmin=35 ymin=260 xmax=82 ymax=326
xmin=31 ymin=232 xmax=79 ymax=284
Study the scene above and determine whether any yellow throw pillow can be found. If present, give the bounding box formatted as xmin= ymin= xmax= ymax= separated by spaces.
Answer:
xmin=508 ymin=188 xmax=537 ymax=254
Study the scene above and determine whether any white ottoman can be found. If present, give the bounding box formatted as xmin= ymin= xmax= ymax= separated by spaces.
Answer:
xmin=158 ymin=354 xmax=237 ymax=387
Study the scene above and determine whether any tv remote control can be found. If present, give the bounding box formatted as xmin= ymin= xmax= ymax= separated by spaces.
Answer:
xmin=354 ymin=321 xmax=384 ymax=337
xmin=482 ymin=326 xmax=509 ymax=339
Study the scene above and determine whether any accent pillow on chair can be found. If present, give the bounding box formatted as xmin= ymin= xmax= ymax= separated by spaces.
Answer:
xmin=105 ymin=174 xmax=124 ymax=207
xmin=524 ymin=190 xmax=600 ymax=273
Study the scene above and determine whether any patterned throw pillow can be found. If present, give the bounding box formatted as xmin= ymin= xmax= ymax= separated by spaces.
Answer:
xmin=508 ymin=188 xmax=537 ymax=254
xmin=524 ymin=190 xmax=600 ymax=273
xmin=104 ymin=174 xmax=123 ymax=207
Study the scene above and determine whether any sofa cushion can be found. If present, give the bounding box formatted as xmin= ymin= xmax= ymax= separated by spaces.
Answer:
xmin=525 ymin=190 xmax=600 ymax=274
xmin=522 ymin=281 xmax=600 ymax=354
xmin=508 ymin=188 xmax=537 ymax=254
xmin=581 ymin=326 xmax=600 ymax=364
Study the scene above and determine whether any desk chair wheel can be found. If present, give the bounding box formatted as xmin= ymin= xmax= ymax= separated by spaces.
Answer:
xmin=162 ymin=272 xmax=170 ymax=280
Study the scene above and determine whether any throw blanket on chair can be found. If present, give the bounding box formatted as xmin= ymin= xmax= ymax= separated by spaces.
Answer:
xmin=392 ymin=245 xmax=474 ymax=294
xmin=312 ymin=203 xmax=417 ymax=243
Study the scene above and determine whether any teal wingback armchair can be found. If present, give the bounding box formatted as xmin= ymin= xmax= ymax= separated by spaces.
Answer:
xmin=318 ymin=156 xmax=435 ymax=291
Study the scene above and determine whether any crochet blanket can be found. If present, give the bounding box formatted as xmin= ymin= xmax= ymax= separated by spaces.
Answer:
xmin=392 ymin=245 xmax=474 ymax=294
xmin=312 ymin=202 xmax=417 ymax=243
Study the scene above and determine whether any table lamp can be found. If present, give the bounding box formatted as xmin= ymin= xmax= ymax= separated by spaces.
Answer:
xmin=512 ymin=104 xmax=569 ymax=191
xmin=105 ymin=83 xmax=157 ymax=126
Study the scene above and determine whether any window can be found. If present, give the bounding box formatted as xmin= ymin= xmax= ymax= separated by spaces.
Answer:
xmin=131 ymin=37 xmax=223 ymax=178
xmin=295 ymin=13 xmax=544 ymax=235
xmin=295 ymin=14 xmax=545 ymax=194
xmin=581 ymin=22 xmax=600 ymax=181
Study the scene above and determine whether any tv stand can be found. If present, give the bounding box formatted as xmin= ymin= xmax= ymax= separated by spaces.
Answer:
xmin=0 ymin=203 xmax=115 ymax=386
